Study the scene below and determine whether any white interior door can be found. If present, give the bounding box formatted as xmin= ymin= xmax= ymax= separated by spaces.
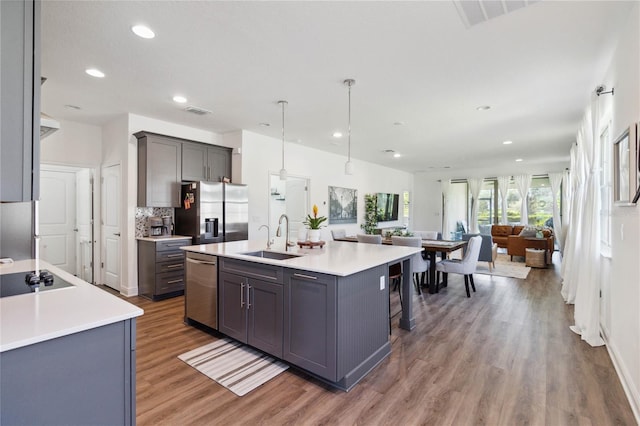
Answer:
xmin=39 ymin=169 xmax=77 ymax=274
xmin=76 ymin=169 xmax=93 ymax=283
xmin=285 ymin=177 xmax=308 ymax=235
xmin=102 ymin=164 xmax=121 ymax=291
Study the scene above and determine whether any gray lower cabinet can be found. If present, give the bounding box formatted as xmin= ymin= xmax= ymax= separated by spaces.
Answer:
xmin=283 ymin=269 xmax=337 ymax=380
xmin=0 ymin=0 xmax=40 ymax=202
xmin=1 ymin=319 xmax=137 ymax=425
xmin=219 ymin=271 xmax=283 ymax=358
xmin=135 ymin=131 xmax=182 ymax=207
xmin=182 ymin=141 xmax=231 ymax=182
xmin=218 ymin=258 xmax=284 ymax=358
xmin=138 ymin=238 xmax=190 ymax=300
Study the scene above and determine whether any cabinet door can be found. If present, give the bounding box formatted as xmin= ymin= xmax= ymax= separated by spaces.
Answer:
xmin=218 ymin=271 xmax=247 ymax=343
xmin=136 ymin=132 xmax=182 ymax=207
xmin=182 ymin=142 xmax=207 ymax=182
xmin=0 ymin=0 xmax=39 ymax=202
xmin=207 ymin=146 xmax=231 ymax=182
xmin=247 ymin=279 xmax=283 ymax=358
xmin=283 ymin=270 xmax=337 ymax=380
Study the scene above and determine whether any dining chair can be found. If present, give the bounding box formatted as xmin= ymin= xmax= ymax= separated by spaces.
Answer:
xmin=462 ymin=233 xmax=497 ymax=271
xmin=413 ymin=230 xmax=439 ymax=240
xmin=356 ymin=234 xmax=382 ymax=244
xmin=435 ymin=235 xmax=482 ymax=297
xmin=331 ymin=229 xmax=346 ymax=240
xmin=391 ymin=236 xmax=430 ymax=295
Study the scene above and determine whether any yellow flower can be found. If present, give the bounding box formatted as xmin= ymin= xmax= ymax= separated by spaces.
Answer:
xmin=304 ymin=204 xmax=327 ymax=229
xmin=313 ymin=204 xmax=318 ymax=217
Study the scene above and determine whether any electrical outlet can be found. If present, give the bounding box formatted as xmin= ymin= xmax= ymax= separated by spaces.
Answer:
xmin=379 ymin=276 xmax=385 ymax=290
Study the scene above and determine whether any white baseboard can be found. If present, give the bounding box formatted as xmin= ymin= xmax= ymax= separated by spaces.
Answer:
xmin=601 ymin=326 xmax=640 ymax=424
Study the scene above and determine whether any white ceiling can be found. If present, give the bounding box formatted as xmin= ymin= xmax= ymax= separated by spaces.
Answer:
xmin=40 ymin=1 xmax=632 ymax=174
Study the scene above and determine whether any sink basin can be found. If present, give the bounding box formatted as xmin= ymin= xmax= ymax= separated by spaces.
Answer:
xmin=241 ymin=250 xmax=302 ymax=260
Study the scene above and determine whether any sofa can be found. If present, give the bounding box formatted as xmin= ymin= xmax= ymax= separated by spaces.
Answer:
xmin=491 ymin=225 xmax=554 ymax=262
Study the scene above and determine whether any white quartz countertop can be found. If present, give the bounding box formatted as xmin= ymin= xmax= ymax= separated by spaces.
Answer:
xmin=181 ymin=240 xmax=422 ymax=276
xmin=136 ymin=235 xmax=191 ymax=242
xmin=0 ymin=260 xmax=143 ymax=352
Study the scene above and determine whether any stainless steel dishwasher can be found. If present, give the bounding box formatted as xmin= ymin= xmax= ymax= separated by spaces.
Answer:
xmin=185 ymin=252 xmax=218 ymax=329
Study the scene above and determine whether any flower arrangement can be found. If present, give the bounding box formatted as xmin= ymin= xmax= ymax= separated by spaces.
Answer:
xmin=303 ymin=204 xmax=327 ymax=230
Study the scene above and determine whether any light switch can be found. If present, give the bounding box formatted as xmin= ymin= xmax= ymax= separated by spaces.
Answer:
xmin=380 ymin=276 xmax=385 ymax=290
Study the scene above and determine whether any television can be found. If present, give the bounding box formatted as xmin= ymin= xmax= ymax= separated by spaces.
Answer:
xmin=376 ymin=193 xmax=399 ymax=222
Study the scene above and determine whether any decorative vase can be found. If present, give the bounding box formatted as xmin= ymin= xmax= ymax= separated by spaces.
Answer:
xmin=297 ymin=227 xmax=308 ymax=242
xmin=536 ymin=231 xmax=543 ymax=238
xmin=308 ymin=229 xmax=321 ymax=242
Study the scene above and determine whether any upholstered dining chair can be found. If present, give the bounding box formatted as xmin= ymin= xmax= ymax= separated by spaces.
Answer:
xmin=413 ymin=230 xmax=440 ymax=240
xmin=391 ymin=236 xmax=430 ymax=295
xmin=356 ymin=234 xmax=382 ymax=244
xmin=331 ymin=229 xmax=346 ymax=240
xmin=462 ymin=233 xmax=498 ymax=271
xmin=435 ymin=235 xmax=482 ymax=297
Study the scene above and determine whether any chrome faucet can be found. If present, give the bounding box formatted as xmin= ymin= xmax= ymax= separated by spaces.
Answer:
xmin=258 ymin=224 xmax=273 ymax=249
xmin=276 ymin=214 xmax=295 ymax=251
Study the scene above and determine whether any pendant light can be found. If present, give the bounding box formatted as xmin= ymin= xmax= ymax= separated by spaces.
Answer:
xmin=344 ymin=79 xmax=355 ymax=175
xmin=278 ymin=100 xmax=288 ymax=180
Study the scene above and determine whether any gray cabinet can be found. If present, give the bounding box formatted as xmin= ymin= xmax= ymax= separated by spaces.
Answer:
xmin=219 ymin=259 xmax=283 ymax=358
xmin=283 ymin=269 xmax=337 ymax=380
xmin=138 ymin=238 xmax=190 ymax=300
xmin=1 ymin=0 xmax=40 ymax=202
xmin=135 ymin=131 xmax=182 ymax=207
xmin=1 ymin=319 xmax=137 ymax=425
xmin=182 ymin=141 xmax=231 ymax=182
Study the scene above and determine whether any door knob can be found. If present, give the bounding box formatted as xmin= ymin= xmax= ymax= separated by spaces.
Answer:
xmin=114 ymin=232 xmax=121 ymax=236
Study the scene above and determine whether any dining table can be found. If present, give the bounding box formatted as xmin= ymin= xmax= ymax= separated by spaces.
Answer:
xmin=334 ymin=236 xmax=467 ymax=293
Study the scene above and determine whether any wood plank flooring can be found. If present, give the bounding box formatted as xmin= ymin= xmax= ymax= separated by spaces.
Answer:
xmin=115 ymin=255 xmax=636 ymax=425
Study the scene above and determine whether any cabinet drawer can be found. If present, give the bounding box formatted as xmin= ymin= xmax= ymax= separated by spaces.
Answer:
xmin=220 ymin=258 xmax=283 ymax=283
xmin=156 ymin=250 xmax=184 ymax=262
xmin=156 ymin=259 xmax=184 ymax=273
xmin=156 ymin=239 xmax=191 ymax=252
xmin=156 ymin=271 xmax=185 ymax=295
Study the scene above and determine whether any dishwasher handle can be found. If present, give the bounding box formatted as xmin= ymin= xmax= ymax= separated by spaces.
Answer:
xmin=186 ymin=257 xmax=217 ymax=266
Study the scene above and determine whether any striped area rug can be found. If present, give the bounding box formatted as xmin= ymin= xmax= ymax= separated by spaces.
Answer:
xmin=178 ymin=338 xmax=289 ymax=396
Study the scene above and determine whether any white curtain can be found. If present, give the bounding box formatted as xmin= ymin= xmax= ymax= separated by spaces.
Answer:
xmin=561 ymin=144 xmax=582 ymax=295
xmin=513 ymin=174 xmax=532 ymax=225
xmin=441 ymin=180 xmax=451 ymax=238
xmin=497 ymin=176 xmax=511 ymax=224
xmin=468 ymin=178 xmax=483 ymax=233
xmin=548 ymin=172 xmax=564 ymax=252
xmin=560 ymin=169 xmax=571 ymax=253
xmin=562 ymin=98 xmax=604 ymax=347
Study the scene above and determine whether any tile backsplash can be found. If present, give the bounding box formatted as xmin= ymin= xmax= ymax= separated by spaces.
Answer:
xmin=135 ymin=207 xmax=174 ymax=238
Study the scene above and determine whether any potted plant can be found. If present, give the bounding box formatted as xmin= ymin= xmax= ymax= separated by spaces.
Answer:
xmin=303 ymin=204 xmax=327 ymax=242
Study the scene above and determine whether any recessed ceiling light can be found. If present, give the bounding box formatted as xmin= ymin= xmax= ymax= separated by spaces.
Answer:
xmin=503 ymin=140 xmax=513 ymax=145
xmin=333 ymin=132 xmax=343 ymax=138
xmin=131 ymin=25 xmax=155 ymax=39
xmin=173 ymin=95 xmax=187 ymax=103
xmin=393 ymin=153 xmax=401 ymax=158
xmin=85 ymin=68 xmax=105 ymax=78
xmin=515 ymin=158 xmax=523 ymax=162
xmin=259 ymin=122 xmax=270 ymax=127
xmin=64 ymin=104 xmax=81 ymax=110
xmin=476 ymin=105 xmax=491 ymax=111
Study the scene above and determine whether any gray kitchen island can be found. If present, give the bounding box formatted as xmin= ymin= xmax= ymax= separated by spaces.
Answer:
xmin=181 ymin=240 xmax=421 ymax=391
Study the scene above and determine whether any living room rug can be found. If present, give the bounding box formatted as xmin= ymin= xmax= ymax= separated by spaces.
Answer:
xmin=448 ymin=252 xmax=531 ymax=279
xmin=178 ymin=338 xmax=289 ymax=396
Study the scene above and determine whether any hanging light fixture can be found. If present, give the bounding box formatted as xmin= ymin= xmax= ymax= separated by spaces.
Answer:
xmin=278 ymin=100 xmax=288 ymax=180
xmin=344 ymin=79 xmax=355 ymax=175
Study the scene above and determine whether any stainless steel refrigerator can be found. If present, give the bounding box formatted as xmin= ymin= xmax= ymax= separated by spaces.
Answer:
xmin=175 ymin=182 xmax=248 ymax=244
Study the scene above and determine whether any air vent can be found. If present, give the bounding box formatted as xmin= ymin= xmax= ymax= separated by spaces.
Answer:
xmin=452 ymin=0 xmax=539 ymax=28
xmin=183 ymin=105 xmax=212 ymax=116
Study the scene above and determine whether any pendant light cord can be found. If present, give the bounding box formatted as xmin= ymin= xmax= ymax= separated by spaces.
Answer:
xmin=281 ymin=101 xmax=286 ymax=170
xmin=348 ymin=82 xmax=351 ymax=163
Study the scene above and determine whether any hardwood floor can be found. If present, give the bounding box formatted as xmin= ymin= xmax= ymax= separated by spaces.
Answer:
xmin=118 ymin=255 xmax=636 ymax=425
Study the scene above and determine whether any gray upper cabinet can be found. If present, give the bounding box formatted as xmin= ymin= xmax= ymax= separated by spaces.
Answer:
xmin=135 ymin=131 xmax=182 ymax=207
xmin=1 ymin=0 xmax=40 ymax=202
xmin=182 ymin=141 xmax=231 ymax=182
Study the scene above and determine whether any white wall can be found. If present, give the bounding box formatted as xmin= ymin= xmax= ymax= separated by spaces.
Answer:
xmin=601 ymin=3 xmax=640 ymax=421
xmin=239 ymin=130 xmax=414 ymax=245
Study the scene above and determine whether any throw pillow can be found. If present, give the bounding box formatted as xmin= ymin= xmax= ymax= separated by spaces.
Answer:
xmin=518 ymin=227 xmax=537 ymax=238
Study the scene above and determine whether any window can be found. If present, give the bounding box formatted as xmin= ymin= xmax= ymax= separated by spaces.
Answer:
xmin=528 ymin=176 xmax=553 ymax=227
xmin=448 ymin=181 xmax=468 ymax=238
xmin=402 ymin=191 xmax=410 ymax=226
xmin=476 ymin=179 xmax=497 ymax=234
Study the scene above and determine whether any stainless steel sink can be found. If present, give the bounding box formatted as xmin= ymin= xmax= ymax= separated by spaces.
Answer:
xmin=241 ymin=250 xmax=302 ymax=260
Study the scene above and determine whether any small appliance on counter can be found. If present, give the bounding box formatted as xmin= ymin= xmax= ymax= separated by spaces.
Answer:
xmin=175 ymin=181 xmax=248 ymax=244
xmin=148 ymin=216 xmax=164 ymax=237
xmin=161 ymin=216 xmax=172 ymax=236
